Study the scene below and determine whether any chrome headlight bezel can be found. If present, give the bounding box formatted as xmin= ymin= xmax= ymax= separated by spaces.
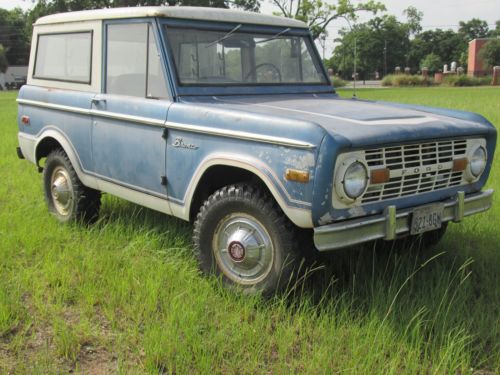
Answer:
xmin=334 ymin=158 xmax=369 ymax=203
xmin=466 ymin=144 xmax=487 ymax=181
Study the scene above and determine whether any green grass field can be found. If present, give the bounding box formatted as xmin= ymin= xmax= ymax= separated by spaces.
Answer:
xmin=0 ymin=87 xmax=498 ymax=373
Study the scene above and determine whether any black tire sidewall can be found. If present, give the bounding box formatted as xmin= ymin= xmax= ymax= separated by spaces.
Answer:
xmin=195 ymin=188 xmax=296 ymax=295
xmin=43 ymin=151 xmax=78 ymax=223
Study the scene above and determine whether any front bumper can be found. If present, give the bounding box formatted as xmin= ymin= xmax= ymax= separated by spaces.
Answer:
xmin=313 ymin=189 xmax=493 ymax=251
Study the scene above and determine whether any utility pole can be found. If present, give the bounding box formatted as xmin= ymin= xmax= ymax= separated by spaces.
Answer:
xmin=343 ymin=18 xmax=357 ymax=99
xmin=353 ymin=36 xmax=357 ymax=98
xmin=384 ymin=39 xmax=387 ymax=77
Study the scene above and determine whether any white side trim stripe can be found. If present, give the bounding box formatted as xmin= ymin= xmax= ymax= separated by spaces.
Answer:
xmin=17 ymin=98 xmax=315 ymax=149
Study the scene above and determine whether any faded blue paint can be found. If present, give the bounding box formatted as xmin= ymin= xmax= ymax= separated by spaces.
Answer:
xmin=17 ymin=15 xmax=497 ymax=230
xmin=18 ymin=86 xmax=95 ymax=170
xmin=91 ymin=95 xmax=171 ymax=196
xmin=165 ymin=99 xmax=323 ymax=207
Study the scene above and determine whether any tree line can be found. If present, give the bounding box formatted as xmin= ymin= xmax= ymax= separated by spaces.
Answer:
xmin=326 ymin=8 xmax=500 ymax=80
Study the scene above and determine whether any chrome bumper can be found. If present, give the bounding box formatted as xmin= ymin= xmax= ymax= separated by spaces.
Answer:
xmin=313 ymin=189 xmax=494 ymax=252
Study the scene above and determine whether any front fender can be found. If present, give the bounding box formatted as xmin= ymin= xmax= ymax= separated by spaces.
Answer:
xmin=174 ymin=153 xmax=314 ymax=228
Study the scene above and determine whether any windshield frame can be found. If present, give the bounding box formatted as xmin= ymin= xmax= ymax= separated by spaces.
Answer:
xmin=159 ymin=19 xmax=333 ymax=97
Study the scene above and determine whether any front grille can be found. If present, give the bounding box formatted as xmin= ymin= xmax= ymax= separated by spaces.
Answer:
xmin=362 ymin=139 xmax=467 ymax=203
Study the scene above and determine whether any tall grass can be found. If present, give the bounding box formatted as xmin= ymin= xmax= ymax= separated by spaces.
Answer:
xmin=1 ymin=88 xmax=499 ymax=373
xmin=381 ymin=74 xmax=433 ymax=87
xmin=442 ymin=75 xmax=492 ymax=87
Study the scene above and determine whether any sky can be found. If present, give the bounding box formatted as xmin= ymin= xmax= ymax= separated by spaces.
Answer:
xmin=2 ymin=0 xmax=499 ymax=55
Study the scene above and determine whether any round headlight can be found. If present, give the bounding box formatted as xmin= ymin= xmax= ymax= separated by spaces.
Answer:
xmin=470 ymin=146 xmax=486 ymax=177
xmin=343 ymin=161 xmax=368 ymax=199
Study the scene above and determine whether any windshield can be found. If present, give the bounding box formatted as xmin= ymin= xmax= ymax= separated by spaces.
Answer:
xmin=165 ymin=26 xmax=327 ymax=86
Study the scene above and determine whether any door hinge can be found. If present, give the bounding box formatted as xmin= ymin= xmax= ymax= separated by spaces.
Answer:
xmin=162 ymin=128 xmax=168 ymax=140
xmin=160 ymin=175 xmax=167 ymax=186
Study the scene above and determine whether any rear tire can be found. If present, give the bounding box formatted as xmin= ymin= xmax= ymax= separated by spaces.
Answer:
xmin=43 ymin=149 xmax=101 ymax=223
xmin=193 ymin=185 xmax=301 ymax=295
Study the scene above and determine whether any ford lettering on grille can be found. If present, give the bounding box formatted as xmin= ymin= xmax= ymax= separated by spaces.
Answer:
xmin=362 ymin=139 xmax=467 ymax=203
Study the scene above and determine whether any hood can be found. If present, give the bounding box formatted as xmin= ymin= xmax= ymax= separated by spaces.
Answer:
xmin=180 ymin=94 xmax=495 ymax=148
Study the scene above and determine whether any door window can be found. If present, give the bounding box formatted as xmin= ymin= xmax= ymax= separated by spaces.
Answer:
xmin=106 ymin=23 xmax=168 ymax=99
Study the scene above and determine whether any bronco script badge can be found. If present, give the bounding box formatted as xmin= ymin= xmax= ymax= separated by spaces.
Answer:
xmin=172 ymin=137 xmax=199 ymax=150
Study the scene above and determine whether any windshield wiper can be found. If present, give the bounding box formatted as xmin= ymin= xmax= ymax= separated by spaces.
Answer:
xmin=205 ymin=24 xmax=242 ymax=47
xmin=256 ymin=28 xmax=291 ymax=44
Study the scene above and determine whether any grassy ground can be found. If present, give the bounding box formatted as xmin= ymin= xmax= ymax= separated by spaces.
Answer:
xmin=0 ymin=87 xmax=498 ymax=373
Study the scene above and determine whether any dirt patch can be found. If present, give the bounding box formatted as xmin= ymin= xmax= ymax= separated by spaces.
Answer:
xmin=76 ymin=345 xmax=117 ymax=374
xmin=2 ymin=295 xmax=121 ymax=373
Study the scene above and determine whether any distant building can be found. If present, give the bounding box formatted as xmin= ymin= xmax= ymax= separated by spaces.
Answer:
xmin=467 ymin=38 xmax=493 ymax=77
xmin=0 ymin=65 xmax=28 ymax=89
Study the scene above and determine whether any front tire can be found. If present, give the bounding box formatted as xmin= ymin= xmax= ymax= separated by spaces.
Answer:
xmin=193 ymin=185 xmax=301 ymax=295
xmin=43 ymin=149 xmax=101 ymax=223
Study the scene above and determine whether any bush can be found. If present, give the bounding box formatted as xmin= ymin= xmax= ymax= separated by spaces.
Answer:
xmin=381 ymin=75 xmax=394 ymax=86
xmin=381 ymin=74 xmax=433 ymax=87
xmin=331 ymin=76 xmax=347 ymax=87
xmin=420 ymin=53 xmax=443 ymax=74
xmin=443 ymin=75 xmax=492 ymax=86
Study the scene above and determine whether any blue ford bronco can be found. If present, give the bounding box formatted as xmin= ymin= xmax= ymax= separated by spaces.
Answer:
xmin=17 ymin=7 xmax=496 ymax=294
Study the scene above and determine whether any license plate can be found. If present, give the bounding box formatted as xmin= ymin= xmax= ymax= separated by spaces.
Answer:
xmin=410 ymin=204 xmax=444 ymax=235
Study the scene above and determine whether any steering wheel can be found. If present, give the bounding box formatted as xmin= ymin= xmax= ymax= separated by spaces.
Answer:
xmin=244 ymin=63 xmax=282 ymax=83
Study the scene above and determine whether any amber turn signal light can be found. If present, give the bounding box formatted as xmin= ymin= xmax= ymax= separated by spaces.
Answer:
xmin=285 ymin=168 xmax=310 ymax=183
xmin=370 ymin=168 xmax=390 ymax=184
xmin=452 ymin=158 xmax=468 ymax=172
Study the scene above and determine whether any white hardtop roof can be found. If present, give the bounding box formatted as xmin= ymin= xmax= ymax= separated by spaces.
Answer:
xmin=35 ymin=6 xmax=308 ymax=28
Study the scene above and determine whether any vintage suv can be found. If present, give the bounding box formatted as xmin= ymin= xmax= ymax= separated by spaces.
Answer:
xmin=17 ymin=7 xmax=496 ymax=294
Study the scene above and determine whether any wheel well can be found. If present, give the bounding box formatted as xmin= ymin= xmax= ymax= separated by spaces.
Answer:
xmin=189 ymin=165 xmax=273 ymax=221
xmin=35 ymin=137 xmax=63 ymax=166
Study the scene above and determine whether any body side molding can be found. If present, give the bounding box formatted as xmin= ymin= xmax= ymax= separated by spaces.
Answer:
xmin=17 ymin=98 xmax=315 ymax=149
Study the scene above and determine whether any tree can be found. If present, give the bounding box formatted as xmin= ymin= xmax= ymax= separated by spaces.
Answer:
xmin=458 ymin=18 xmax=489 ymax=41
xmin=329 ymin=11 xmax=420 ymax=79
xmin=420 ymin=53 xmax=442 ymax=74
xmin=409 ymin=29 xmax=466 ymax=70
xmin=403 ymin=6 xmax=423 ymax=36
xmin=480 ymin=39 xmax=500 ymax=69
xmin=488 ymin=20 xmax=500 ymax=37
xmin=0 ymin=8 xmax=31 ymax=65
xmin=271 ymin=0 xmax=385 ymax=39
xmin=0 ymin=44 xmax=8 ymax=74
xmin=365 ymin=15 xmax=411 ymax=73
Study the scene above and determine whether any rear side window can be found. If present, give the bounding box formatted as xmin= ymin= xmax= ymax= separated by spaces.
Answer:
xmin=34 ymin=32 xmax=92 ymax=83
xmin=106 ymin=23 xmax=168 ymax=99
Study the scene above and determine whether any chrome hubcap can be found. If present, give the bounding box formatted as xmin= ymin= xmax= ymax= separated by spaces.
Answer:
xmin=213 ymin=213 xmax=274 ymax=285
xmin=50 ymin=167 xmax=73 ymax=216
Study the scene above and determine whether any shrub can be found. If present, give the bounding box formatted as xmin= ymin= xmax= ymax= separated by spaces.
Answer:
xmin=443 ymin=75 xmax=492 ymax=86
xmin=381 ymin=74 xmax=433 ymax=87
xmin=381 ymin=75 xmax=394 ymax=86
xmin=331 ymin=76 xmax=347 ymax=87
